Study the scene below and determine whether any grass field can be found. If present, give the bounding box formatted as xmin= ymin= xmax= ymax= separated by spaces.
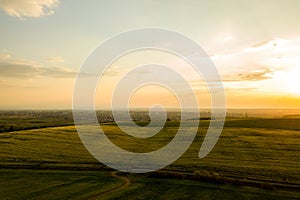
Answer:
xmin=0 ymin=114 xmax=299 ymax=199
xmin=0 ymin=111 xmax=74 ymax=133
xmin=107 ymin=174 xmax=299 ymax=200
xmin=0 ymin=170 xmax=121 ymax=200
xmin=0 ymin=169 xmax=298 ymax=200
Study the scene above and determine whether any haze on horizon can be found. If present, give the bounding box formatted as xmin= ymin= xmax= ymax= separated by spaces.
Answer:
xmin=0 ymin=0 xmax=300 ymax=110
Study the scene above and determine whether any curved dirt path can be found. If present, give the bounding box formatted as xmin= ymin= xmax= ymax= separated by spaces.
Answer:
xmin=88 ymin=171 xmax=131 ymax=200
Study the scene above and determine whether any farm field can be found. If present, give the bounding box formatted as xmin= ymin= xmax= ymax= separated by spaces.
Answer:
xmin=0 ymin=112 xmax=299 ymax=199
xmin=2 ymin=0 xmax=300 ymax=198
xmin=0 ymin=170 xmax=121 ymax=200
xmin=107 ymin=174 xmax=299 ymax=200
xmin=0 ymin=170 xmax=298 ymax=200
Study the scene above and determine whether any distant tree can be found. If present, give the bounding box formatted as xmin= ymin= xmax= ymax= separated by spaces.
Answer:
xmin=0 ymin=125 xmax=5 ymax=132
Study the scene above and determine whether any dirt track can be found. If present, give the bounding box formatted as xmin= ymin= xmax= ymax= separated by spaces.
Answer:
xmin=88 ymin=171 xmax=131 ymax=199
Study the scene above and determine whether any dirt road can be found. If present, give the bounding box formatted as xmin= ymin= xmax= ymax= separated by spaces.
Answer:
xmin=88 ymin=171 xmax=131 ymax=199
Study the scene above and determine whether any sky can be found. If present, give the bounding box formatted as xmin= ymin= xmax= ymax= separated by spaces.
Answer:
xmin=0 ymin=0 xmax=300 ymax=109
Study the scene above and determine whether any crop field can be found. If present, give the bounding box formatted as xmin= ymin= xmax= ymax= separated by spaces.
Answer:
xmin=0 ymin=170 xmax=121 ymax=200
xmin=106 ymin=174 xmax=299 ymax=200
xmin=0 ymin=111 xmax=74 ymax=133
xmin=0 ymin=112 xmax=299 ymax=199
xmin=0 ymin=170 xmax=297 ymax=200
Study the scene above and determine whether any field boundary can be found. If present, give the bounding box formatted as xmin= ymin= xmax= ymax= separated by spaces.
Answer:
xmin=0 ymin=164 xmax=299 ymax=192
xmin=147 ymin=171 xmax=300 ymax=191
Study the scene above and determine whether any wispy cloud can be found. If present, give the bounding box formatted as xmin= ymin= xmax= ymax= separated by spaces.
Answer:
xmin=211 ymin=37 xmax=300 ymax=84
xmin=0 ymin=60 xmax=76 ymax=79
xmin=45 ymin=56 xmax=64 ymax=63
xmin=237 ymin=68 xmax=273 ymax=81
xmin=0 ymin=0 xmax=59 ymax=19
xmin=250 ymin=41 xmax=270 ymax=48
xmin=223 ymin=68 xmax=273 ymax=82
xmin=102 ymin=65 xmax=154 ymax=77
xmin=39 ymin=66 xmax=76 ymax=78
xmin=0 ymin=53 xmax=11 ymax=60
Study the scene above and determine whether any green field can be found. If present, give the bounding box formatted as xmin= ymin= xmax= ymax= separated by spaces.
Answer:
xmin=0 ymin=111 xmax=74 ymax=133
xmin=0 ymin=113 xmax=299 ymax=199
xmin=0 ymin=170 xmax=120 ymax=200
xmin=0 ymin=170 xmax=298 ymax=200
xmin=107 ymin=174 xmax=299 ymax=200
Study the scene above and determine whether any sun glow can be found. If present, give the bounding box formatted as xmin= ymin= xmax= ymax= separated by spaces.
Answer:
xmin=285 ymin=70 xmax=300 ymax=96
xmin=273 ymin=69 xmax=300 ymax=96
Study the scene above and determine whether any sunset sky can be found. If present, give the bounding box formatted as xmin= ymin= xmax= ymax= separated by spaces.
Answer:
xmin=0 ymin=0 xmax=300 ymax=109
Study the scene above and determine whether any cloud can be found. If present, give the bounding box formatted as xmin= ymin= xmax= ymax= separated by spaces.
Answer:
xmin=237 ymin=68 xmax=273 ymax=81
xmin=0 ymin=61 xmax=38 ymax=78
xmin=224 ymin=68 xmax=273 ymax=82
xmin=39 ymin=66 xmax=77 ymax=78
xmin=0 ymin=53 xmax=11 ymax=60
xmin=45 ymin=56 xmax=64 ymax=63
xmin=0 ymin=0 xmax=59 ymax=19
xmin=251 ymin=41 xmax=270 ymax=48
xmin=101 ymin=65 xmax=153 ymax=77
xmin=211 ymin=37 xmax=300 ymax=83
xmin=0 ymin=60 xmax=76 ymax=79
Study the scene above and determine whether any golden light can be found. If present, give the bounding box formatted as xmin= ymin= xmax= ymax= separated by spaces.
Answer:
xmin=271 ymin=69 xmax=300 ymax=96
xmin=284 ymin=70 xmax=300 ymax=96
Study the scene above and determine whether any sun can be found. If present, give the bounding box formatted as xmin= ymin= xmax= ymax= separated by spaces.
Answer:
xmin=285 ymin=70 xmax=300 ymax=96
